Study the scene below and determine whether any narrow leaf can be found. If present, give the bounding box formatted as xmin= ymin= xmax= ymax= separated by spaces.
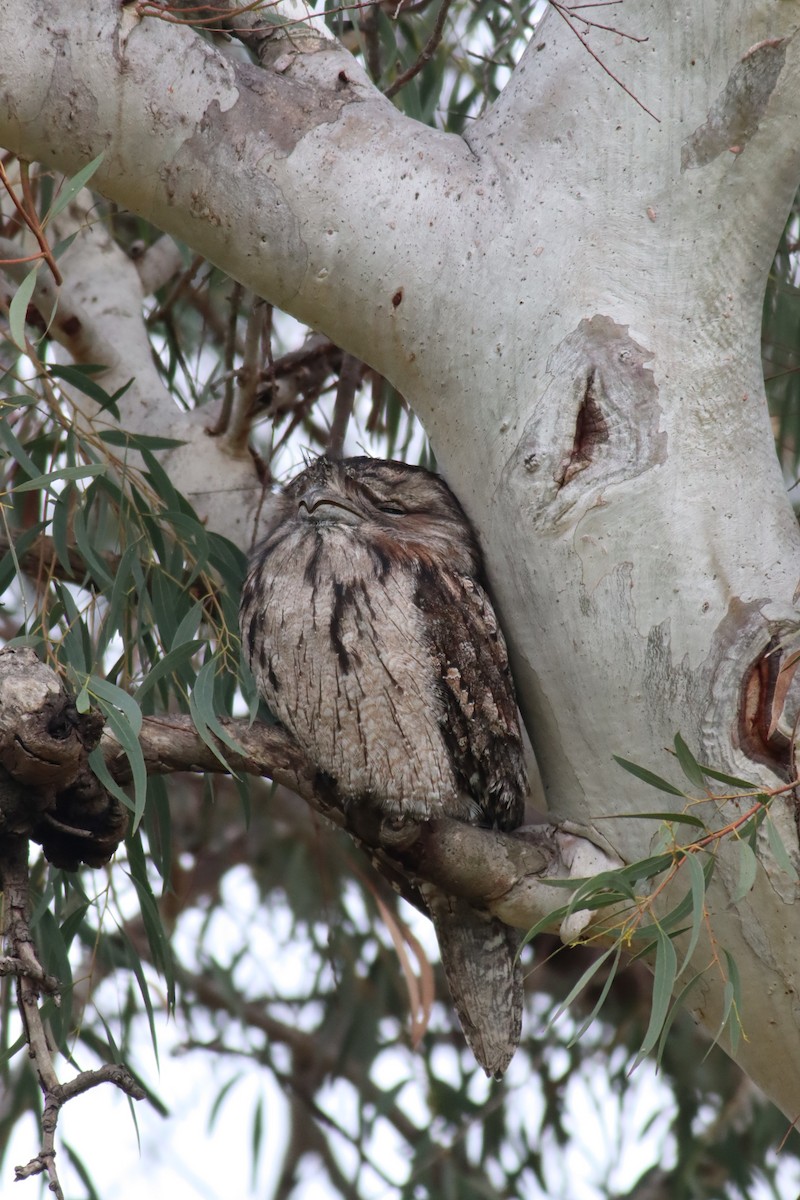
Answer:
xmin=134 ymin=640 xmax=203 ymax=704
xmin=0 ymin=419 xmax=41 ymax=479
xmin=732 ymin=839 xmax=759 ymax=901
xmin=549 ymin=943 xmax=620 ymax=1024
xmin=13 ymin=464 xmax=106 ymax=493
xmin=677 ymin=852 xmax=706 ymax=978
xmin=634 ymin=927 xmax=677 ymax=1065
xmin=99 ymin=430 xmax=186 ymax=451
xmin=765 ymin=815 xmax=800 ymax=881
xmin=49 ymin=363 xmax=118 ymax=409
xmin=722 ymin=949 xmax=744 ymax=1055
xmin=673 ymin=733 xmax=706 ymax=789
xmin=46 ymin=152 xmax=105 ymax=222
xmin=88 ymin=675 xmax=143 ymax=735
xmin=656 ymin=972 xmax=704 ymax=1062
xmin=8 ymin=267 xmax=39 ymax=351
xmin=568 ymin=942 xmax=623 ymax=1044
xmin=621 ymin=810 xmax=706 ymax=828
xmin=613 ymin=755 xmax=686 ymax=797
xmin=189 ymin=658 xmax=247 ymax=768
xmin=695 ymin=763 xmax=756 ymax=790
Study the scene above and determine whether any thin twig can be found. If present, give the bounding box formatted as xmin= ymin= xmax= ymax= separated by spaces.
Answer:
xmin=219 ymin=293 xmax=263 ymax=451
xmin=549 ymin=1 xmax=660 ymax=123
xmin=208 ymin=280 xmax=243 ymax=436
xmin=385 ymin=0 xmax=455 ymax=99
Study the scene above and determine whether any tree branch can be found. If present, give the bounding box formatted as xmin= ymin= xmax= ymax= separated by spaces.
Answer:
xmin=0 ymin=0 xmax=485 ymax=392
xmin=0 ymin=646 xmax=617 ymax=936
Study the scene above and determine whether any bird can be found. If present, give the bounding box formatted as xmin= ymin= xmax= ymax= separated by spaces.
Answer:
xmin=239 ymin=455 xmax=527 ymax=1076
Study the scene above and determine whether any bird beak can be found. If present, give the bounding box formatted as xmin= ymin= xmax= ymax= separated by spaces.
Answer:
xmin=298 ymin=488 xmax=362 ymax=525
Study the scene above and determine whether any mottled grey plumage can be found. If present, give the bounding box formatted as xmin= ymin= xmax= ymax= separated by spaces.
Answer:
xmin=240 ymin=456 xmax=527 ymax=1075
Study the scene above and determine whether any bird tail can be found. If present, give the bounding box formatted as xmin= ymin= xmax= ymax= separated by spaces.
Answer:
xmin=424 ymin=889 xmax=522 ymax=1078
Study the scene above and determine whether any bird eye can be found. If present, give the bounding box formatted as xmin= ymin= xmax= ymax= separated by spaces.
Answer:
xmin=377 ymin=502 xmax=406 ymax=516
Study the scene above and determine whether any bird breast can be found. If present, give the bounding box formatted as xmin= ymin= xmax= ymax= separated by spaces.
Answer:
xmin=248 ymin=524 xmax=476 ymax=820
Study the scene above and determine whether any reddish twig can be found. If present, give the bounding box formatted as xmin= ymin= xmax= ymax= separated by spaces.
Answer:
xmin=0 ymin=160 xmax=62 ymax=285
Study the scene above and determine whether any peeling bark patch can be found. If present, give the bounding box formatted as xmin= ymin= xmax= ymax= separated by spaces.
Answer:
xmin=187 ymin=60 xmax=352 ymax=166
xmin=555 ymin=369 xmax=609 ymax=488
xmin=681 ymin=39 xmax=786 ymax=170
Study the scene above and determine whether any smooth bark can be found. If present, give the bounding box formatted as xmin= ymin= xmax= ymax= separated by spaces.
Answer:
xmin=2 ymin=0 xmax=800 ymax=1115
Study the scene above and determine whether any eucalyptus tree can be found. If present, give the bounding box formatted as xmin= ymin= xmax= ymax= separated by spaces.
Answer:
xmin=1 ymin=2 xmax=800 ymax=1197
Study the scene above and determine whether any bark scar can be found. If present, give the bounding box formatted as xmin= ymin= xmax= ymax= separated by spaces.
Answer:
xmin=555 ymin=369 xmax=610 ymax=488
xmin=739 ymin=637 xmax=798 ymax=772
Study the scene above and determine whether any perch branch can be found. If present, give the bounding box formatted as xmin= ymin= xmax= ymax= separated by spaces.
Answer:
xmin=102 ymin=711 xmax=621 ymax=933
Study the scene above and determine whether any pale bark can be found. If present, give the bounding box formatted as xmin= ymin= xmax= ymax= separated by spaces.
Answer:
xmin=2 ymin=0 xmax=800 ymax=1117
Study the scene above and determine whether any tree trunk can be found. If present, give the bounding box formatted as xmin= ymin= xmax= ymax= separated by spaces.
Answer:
xmin=2 ymin=0 xmax=800 ymax=1116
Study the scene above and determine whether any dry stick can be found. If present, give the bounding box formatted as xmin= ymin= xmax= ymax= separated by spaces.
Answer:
xmin=327 ymin=352 xmax=362 ymax=458
xmin=384 ymin=0 xmax=455 ymax=100
xmin=548 ymin=1 xmax=660 ymax=124
xmin=0 ymin=836 xmax=146 ymax=1199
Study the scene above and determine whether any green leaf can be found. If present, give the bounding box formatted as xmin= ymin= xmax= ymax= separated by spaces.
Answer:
xmin=0 ymin=521 xmax=46 ymax=594
xmin=51 ymin=487 xmax=76 ymax=577
xmin=549 ymin=942 xmax=621 ymax=1024
xmin=656 ymin=972 xmax=704 ymax=1062
xmin=127 ymin=832 xmax=175 ymax=1008
xmin=87 ymin=675 xmax=142 ymax=735
xmin=613 ymin=755 xmax=686 ymax=797
xmin=97 ymin=541 xmax=141 ymax=658
xmin=634 ymin=926 xmax=677 ymax=1066
xmin=49 ymin=363 xmax=113 ymax=401
xmin=622 ymin=810 xmax=706 ymax=828
xmin=45 ymin=152 xmax=105 ymax=223
xmin=99 ymin=430 xmax=187 ymax=451
xmin=677 ymin=852 xmax=707 ymax=977
xmin=208 ymin=1076 xmax=242 ymax=1132
xmin=142 ymin=774 xmax=173 ymax=888
xmin=189 ymin=658 xmax=247 ymax=770
xmin=13 ymin=464 xmax=107 ymax=493
xmin=250 ymin=1096 xmax=265 ymax=1187
xmin=34 ymin=907 xmax=74 ymax=1050
xmin=0 ymin=418 xmax=42 ymax=479
xmin=134 ymin=639 xmax=203 ymax=704
xmin=72 ymin=504 xmax=115 ymax=586
xmin=733 ymin=839 xmax=759 ymax=901
xmin=765 ymin=814 xmax=799 ymax=880
xmin=567 ymin=942 xmax=623 ymax=1044
xmin=694 ymin=763 xmax=756 ymax=790
xmin=85 ymin=676 xmax=146 ymax=829
xmin=721 ymin=949 xmax=744 ymax=1055
xmin=171 ymin=601 xmax=204 ymax=651
xmin=673 ymin=733 xmax=706 ymax=789
xmin=8 ymin=266 xmax=39 ymax=351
